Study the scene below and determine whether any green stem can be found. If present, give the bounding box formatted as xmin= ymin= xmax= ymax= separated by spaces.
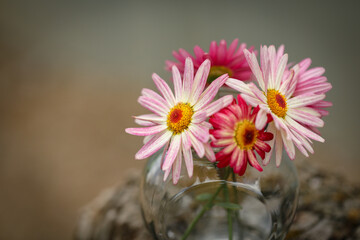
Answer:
xmin=223 ymin=177 xmax=233 ymax=240
xmin=181 ymin=183 xmax=224 ymax=240
xmin=231 ymin=171 xmax=240 ymax=212
xmin=231 ymin=171 xmax=241 ymax=236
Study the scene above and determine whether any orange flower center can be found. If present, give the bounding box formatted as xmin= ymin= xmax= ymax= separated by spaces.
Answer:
xmin=234 ymin=120 xmax=258 ymax=150
xmin=167 ymin=103 xmax=193 ymax=134
xmin=208 ymin=65 xmax=233 ymax=83
xmin=267 ymin=89 xmax=287 ymax=118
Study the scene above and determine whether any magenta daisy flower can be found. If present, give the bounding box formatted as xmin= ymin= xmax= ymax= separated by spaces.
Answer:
xmin=209 ymin=95 xmax=273 ymax=175
xmin=126 ymin=58 xmax=233 ymax=184
xmin=166 ymin=39 xmax=255 ymax=83
xmin=226 ymin=45 xmax=326 ymax=166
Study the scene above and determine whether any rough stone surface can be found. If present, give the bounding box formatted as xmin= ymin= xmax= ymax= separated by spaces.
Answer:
xmin=74 ymin=161 xmax=360 ymax=240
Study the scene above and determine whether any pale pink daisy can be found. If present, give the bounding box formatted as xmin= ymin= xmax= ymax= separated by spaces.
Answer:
xmin=288 ymin=58 xmax=333 ymax=135
xmin=226 ymin=45 xmax=326 ymax=166
xmin=166 ymin=39 xmax=255 ymax=83
xmin=210 ymin=95 xmax=273 ymax=175
xmin=126 ymin=58 xmax=233 ymax=184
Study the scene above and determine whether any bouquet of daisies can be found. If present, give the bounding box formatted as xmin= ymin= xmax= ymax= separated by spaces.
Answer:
xmin=126 ymin=40 xmax=331 ymax=239
xmin=126 ymin=40 xmax=331 ymax=184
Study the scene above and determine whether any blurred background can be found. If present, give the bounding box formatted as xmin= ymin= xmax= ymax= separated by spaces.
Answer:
xmin=0 ymin=0 xmax=359 ymax=239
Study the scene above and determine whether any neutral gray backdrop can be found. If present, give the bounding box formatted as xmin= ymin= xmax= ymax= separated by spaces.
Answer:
xmin=0 ymin=1 xmax=359 ymax=239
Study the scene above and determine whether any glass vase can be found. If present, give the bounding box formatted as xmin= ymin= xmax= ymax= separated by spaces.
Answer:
xmin=140 ymin=149 xmax=299 ymax=240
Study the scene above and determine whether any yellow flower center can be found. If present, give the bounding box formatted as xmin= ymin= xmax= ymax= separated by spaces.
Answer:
xmin=267 ymin=89 xmax=287 ymax=118
xmin=234 ymin=120 xmax=258 ymax=150
xmin=208 ymin=66 xmax=233 ymax=83
xmin=167 ymin=103 xmax=194 ymax=134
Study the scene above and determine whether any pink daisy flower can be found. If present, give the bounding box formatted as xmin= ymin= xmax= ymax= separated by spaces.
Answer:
xmin=288 ymin=57 xmax=333 ymax=135
xmin=126 ymin=58 xmax=233 ymax=184
xmin=226 ymin=45 xmax=326 ymax=166
xmin=166 ymin=39 xmax=255 ymax=83
xmin=210 ymin=95 xmax=273 ymax=175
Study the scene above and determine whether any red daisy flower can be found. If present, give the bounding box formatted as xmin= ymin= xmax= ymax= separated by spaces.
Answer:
xmin=209 ymin=95 xmax=273 ymax=175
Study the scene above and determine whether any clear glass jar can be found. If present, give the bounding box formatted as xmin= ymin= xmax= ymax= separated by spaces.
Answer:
xmin=140 ymin=149 xmax=299 ymax=240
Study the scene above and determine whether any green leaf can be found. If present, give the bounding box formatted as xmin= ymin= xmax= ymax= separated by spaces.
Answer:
xmin=215 ymin=202 xmax=242 ymax=210
xmin=195 ymin=193 xmax=214 ymax=201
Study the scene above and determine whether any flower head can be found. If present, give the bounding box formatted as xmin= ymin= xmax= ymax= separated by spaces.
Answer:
xmin=126 ymin=58 xmax=233 ymax=184
xmin=210 ymin=95 xmax=273 ymax=175
xmin=166 ymin=39 xmax=255 ymax=84
xmin=226 ymin=45 xmax=328 ymax=166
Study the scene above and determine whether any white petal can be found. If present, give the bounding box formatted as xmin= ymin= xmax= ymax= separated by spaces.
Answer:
xmin=262 ymin=123 xmax=276 ymax=165
xmin=287 ymin=94 xmax=325 ymax=109
xmin=275 ymin=130 xmax=283 ymax=166
xmin=203 ymin=95 xmax=233 ymax=117
xmin=244 ymin=49 xmax=265 ymax=91
xmin=280 ymin=129 xmax=295 ymax=160
xmin=152 ymin=73 xmax=176 ymax=106
xmin=204 ymin=142 xmax=216 ymax=162
xmin=255 ymin=109 xmax=268 ymax=130
xmin=135 ymin=131 xmax=172 ymax=159
xmin=182 ymin=58 xmax=194 ymax=102
xmin=162 ymin=134 xmax=181 ymax=170
xmin=188 ymin=124 xmax=210 ymax=143
xmin=183 ymin=146 xmax=193 ymax=177
xmin=275 ymin=54 xmax=288 ymax=89
xmin=226 ymin=78 xmax=254 ymax=96
xmin=172 ymin=149 xmax=182 ymax=184
xmin=189 ymin=59 xmax=210 ymax=104
xmin=172 ymin=65 xmax=183 ymax=102
xmin=188 ymin=131 xmax=205 ymax=158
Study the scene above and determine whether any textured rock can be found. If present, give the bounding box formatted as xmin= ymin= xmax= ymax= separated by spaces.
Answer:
xmin=74 ymin=160 xmax=360 ymax=240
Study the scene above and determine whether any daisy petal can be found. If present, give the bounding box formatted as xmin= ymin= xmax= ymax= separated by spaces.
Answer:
xmin=181 ymin=131 xmax=191 ymax=150
xmin=244 ymin=49 xmax=265 ymax=90
xmin=182 ymin=58 xmax=194 ymax=102
xmin=172 ymin=65 xmax=183 ymax=101
xmin=262 ymin=123 xmax=276 ymax=165
xmin=141 ymin=88 xmax=170 ymax=109
xmin=287 ymin=109 xmax=324 ymax=127
xmin=188 ymin=131 xmax=205 ymax=157
xmin=287 ymin=94 xmax=325 ymax=108
xmin=125 ymin=125 xmax=167 ymax=136
xmin=172 ymin=150 xmax=182 ymax=184
xmin=190 ymin=59 xmax=210 ymax=104
xmin=247 ymin=150 xmax=263 ymax=172
xmin=280 ymin=129 xmax=295 ymax=161
xmin=226 ymin=78 xmax=253 ymax=96
xmin=230 ymin=147 xmax=240 ymax=167
xmin=135 ymin=131 xmax=172 ymax=159
xmin=162 ymin=134 xmax=181 ymax=171
xmin=194 ymin=74 xmax=229 ymax=111
xmin=255 ymin=109 xmax=268 ymax=130
xmin=138 ymin=96 xmax=168 ymax=116
xmin=248 ymin=83 xmax=267 ymax=103
xmin=275 ymin=130 xmax=283 ymax=166
xmin=183 ymin=146 xmax=193 ymax=177
xmin=134 ymin=119 xmax=156 ymax=127
xmin=203 ymin=95 xmax=233 ymax=117
xmin=192 ymin=110 xmax=207 ymax=123
xmin=163 ymin=168 xmax=171 ymax=181
xmin=134 ymin=114 xmax=165 ymax=124
xmin=204 ymin=142 xmax=216 ymax=162
xmin=152 ymin=73 xmax=176 ymax=106
xmin=189 ymin=124 xmax=209 ymax=143
xmin=285 ymin=117 xmax=324 ymax=142
xmin=275 ymin=53 xmax=288 ymax=89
